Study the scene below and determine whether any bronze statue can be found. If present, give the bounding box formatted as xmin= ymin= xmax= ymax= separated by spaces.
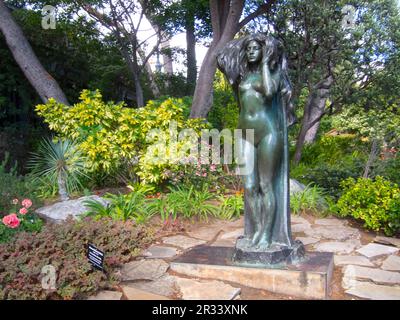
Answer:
xmin=217 ymin=34 xmax=304 ymax=265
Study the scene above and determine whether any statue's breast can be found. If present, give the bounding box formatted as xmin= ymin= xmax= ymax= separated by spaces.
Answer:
xmin=239 ymin=72 xmax=264 ymax=95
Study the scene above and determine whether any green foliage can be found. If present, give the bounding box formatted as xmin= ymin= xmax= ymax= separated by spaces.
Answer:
xmin=36 ymin=90 xmax=208 ymax=185
xmin=372 ymin=155 xmax=400 ymax=185
xmin=291 ymin=135 xmax=367 ymax=199
xmin=84 ymin=185 xmax=156 ymax=223
xmin=148 ymin=186 xmax=219 ymax=222
xmin=290 ymin=185 xmax=330 ymax=216
xmin=0 ymin=217 xmax=153 ymax=300
xmin=0 ymin=153 xmax=41 ymax=212
xmin=334 ymin=177 xmax=400 ymax=236
xmin=28 ymin=138 xmax=89 ymax=197
xmin=217 ymin=193 xmax=244 ymax=220
xmin=208 ymin=71 xmax=239 ymax=131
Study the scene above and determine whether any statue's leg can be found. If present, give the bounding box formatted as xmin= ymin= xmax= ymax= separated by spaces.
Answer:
xmin=239 ymin=138 xmax=260 ymax=243
xmin=256 ymin=133 xmax=282 ymax=248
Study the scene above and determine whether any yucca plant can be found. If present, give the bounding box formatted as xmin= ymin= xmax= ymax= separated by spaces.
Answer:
xmin=28 ymin=138 xmax=88 ymax=201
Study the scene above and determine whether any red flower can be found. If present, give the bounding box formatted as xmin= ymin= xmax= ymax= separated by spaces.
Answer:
xmin=2 ymin=214 xmax=20 ymax=229
xmin=19 ymin=207 xmax=28 ymax=215
xmin=21 ymin=199 xmax=32 ymax=209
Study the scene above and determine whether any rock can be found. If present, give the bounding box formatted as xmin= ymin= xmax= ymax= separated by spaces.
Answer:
xmin=188 ymin=226 xmax=221 ymax=241
xmin=343 ymin=265 xmax=400 ymax=286
xmin=120 ymin=259 xmax=169 ymax=281
xmin=162 ymin=235 xmax=206 ymax=249
xmin=314 ymin=218 xmax=347 ymax=226
xmin=381 ymin=255 xmax=400 ymax=271
xmin=291 ymin=223 xmax=312 ymax=233
xmin=291 ymin=216 xmax=309 ymax=225
xmin=143 ymin=246 xmax=180 ymax=259
xmin=220 ymin=229 xmax=243 ymax=240
xmin=356 ymin=243 xmax=399 ymax=259
xmin=130 ymin=275 xmax=178 ymax=298
xmin=304 ymin=225 xmax=360 ymax=241
xmin=290 ymin=179 xmax=306 ymax=195
xmin=36 ymin=195 xmax=109 ymax=223
xmin=314 ymin=240 xmax=361 ymax=255
xmin=224 ymin=216 xmax=244 ymax=228
xmin=174 ymin=277 xmax=241 ymax=300
xmin=121 ymin=285 xmax=170 ymax=300
xmin=374 ymin=236 xmax=400 ymax=249
xmin=87 ymin=290 xmax=122 ymax=300
xmin=345 ymin=280 xmax=400 ymax=300
xmin=334 ymin=255 xmax=374 ymax=267
xmin=295 ymin=237 xmax=319 ymax=246
xmin=210 ymin=238 xmax=236 ymax=247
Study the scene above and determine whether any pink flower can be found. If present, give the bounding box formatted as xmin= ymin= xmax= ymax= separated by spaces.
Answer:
xmin=202 ymin=172 xmax=207 ymax=177
xmin=2 ymin=214 xmax=20 ymax=229
xmin=22 ymin=199 xmax=32 ymax=209
xmin=19 ymin=207 xmax=28 ymax=215
xmin=12 ymin=199 xmax=19 ymax=205
xmin=210 ymin=164 xmax=216 ymax=172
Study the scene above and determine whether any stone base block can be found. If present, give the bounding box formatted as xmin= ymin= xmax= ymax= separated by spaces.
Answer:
xmin=170 ymin=245 xmax=334 ymax=300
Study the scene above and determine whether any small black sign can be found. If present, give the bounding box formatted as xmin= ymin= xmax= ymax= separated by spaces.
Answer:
xmin=87 ymin=243 xmax=104 ymax=271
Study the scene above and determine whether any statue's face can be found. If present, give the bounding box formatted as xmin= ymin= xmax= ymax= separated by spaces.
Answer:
xmin=246 ymin=40 xmax=262 ymax=63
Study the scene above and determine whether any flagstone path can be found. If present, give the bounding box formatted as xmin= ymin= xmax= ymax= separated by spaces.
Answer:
xmin=88 ymin=214 xmax=400 ymax=300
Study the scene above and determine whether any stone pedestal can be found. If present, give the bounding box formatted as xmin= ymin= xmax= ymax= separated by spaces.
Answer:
xmin=170 ymin=245 xmax=334 ymax=300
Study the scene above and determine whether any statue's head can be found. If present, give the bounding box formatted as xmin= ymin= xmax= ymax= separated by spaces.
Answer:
xmin=217 ymin=33 xmax=297 ymax=126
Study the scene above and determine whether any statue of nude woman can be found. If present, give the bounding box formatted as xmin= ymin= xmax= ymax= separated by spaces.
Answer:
xmin=217 ymin=34 xmax=304 ymax=264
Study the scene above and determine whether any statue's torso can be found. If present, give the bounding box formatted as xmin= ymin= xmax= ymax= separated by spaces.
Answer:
xmin=238 ymin=71 xmax=277 ymax=144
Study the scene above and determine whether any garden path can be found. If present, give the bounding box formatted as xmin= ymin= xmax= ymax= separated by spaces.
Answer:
xmin=88 ymin=215 xmax=400 ymax=300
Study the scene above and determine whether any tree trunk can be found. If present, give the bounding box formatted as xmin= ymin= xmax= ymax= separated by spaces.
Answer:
xmin=57 ymin=172 xmax=69 ymax=201
xmin=190 ymin=0 xmax=244 ymax=119
xmin=160 ymin=37 xmax=173 ymax=75
xmin=293 ymin=74 xmax=333 ymax=164
xmin=186 ymin=14 xmax=197 ymax=94
xmin=0 ymin=0 xmax=69 ymax=105
xmin=138 ymin=48 xmax=161 ymax=98
xmin=363 ymin=138 xmax=379 ymax=178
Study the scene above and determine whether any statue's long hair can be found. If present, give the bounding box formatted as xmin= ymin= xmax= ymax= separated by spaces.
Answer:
xmin=217 ymin=33 xmax=296 ymax=126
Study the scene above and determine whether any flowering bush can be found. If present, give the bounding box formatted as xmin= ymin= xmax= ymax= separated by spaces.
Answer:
xmin=0 ymin=217 xmax=153 ymax=300
xmin=0 ymin=198 xmax=43 ymax=243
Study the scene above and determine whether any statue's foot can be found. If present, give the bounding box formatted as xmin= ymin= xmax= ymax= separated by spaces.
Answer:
xmin=251 ymin=231 xmax=262 ymax=246
xmin=255 ymin=236 xmax=271 ymax=250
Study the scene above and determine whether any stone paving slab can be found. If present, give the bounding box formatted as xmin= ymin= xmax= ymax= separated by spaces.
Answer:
xmin=174 ymin=277 xmax=241 ymax=300
xmin=120 ymin=259 xmax=169 ymax=281
xmin=129 ymin=275 xmax=178 ymax=298
xmin=162 ymin=235 xmax=207 ymax=249
xmin=343 ymin=265 xmax=400 ymax=286
xmin=291 ymin=216 xmax=309 ymax=225
xmin=356 ymin=243 xmax=399 ymax=258
xmin=220 ymin=229 xmax=243 ymax=240
xmin=143 ymin=245 xmax=180 ymax=259
xmin=334 ymin=255 xmax=374 ymax=267
xmin=87 ymin=290 xmax=122 ymax=300
xmin=314 ymin=218 xmax=347 ymax=226
xmin=314 ymin=240 xmax=361 ymax=255
xmin=187 ymin=226 xmax=222 ymax=241
xmin=291 ymin=223 xmax=312 ymax=233
xmin=374 ymin=236 xmax=400 ymax=249
xmin=121 ymin=285 xmax=170 ymax=300
xmin=345 ymin=280 xmax=400 ymax=300
xmin=295 ymin=237 xmax=319 ymax=246
xmin=305 ymin=225 xmax=360 ymax=241
xmin=381 ymin=255 xmax=400 ymax=271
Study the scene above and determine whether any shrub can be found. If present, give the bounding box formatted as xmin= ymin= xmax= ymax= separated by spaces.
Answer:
xmin=334 ymin=176 xmax=400 ymax=236
xmin=290 ymin=185 xmax=330 ymax=216
xmin=35 ymin=90 xmax=208 ymax=185
xmin=0 ymin=217 xmax=153 ymax=300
